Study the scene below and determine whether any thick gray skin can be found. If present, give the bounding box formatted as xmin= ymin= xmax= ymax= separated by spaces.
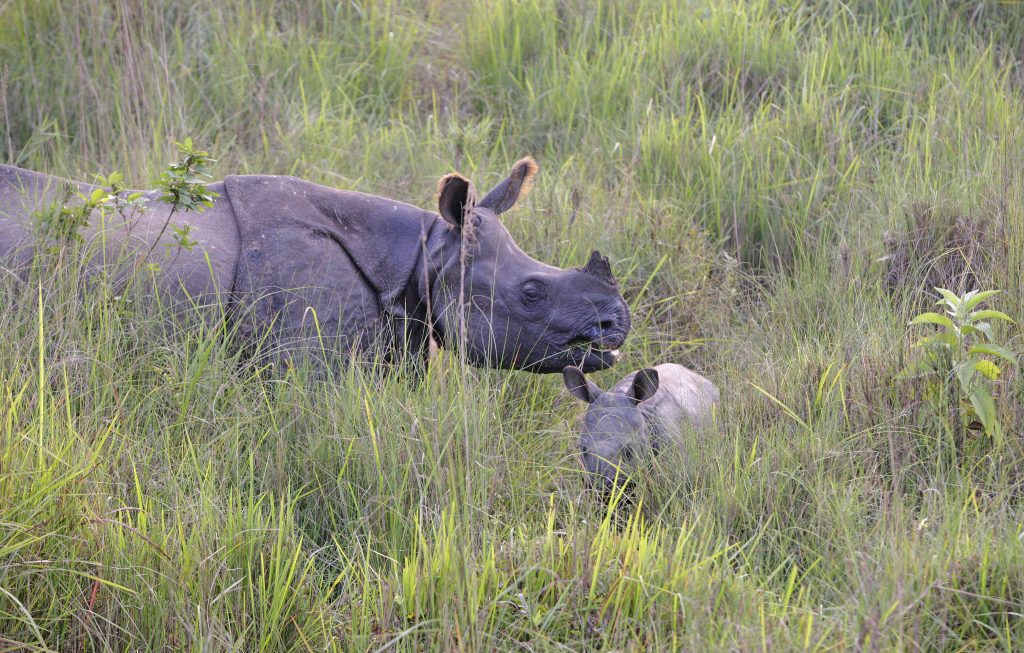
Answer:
xmin=563 ymin=363 xmax=719 ymax=487
xmin=0 ymin=165 xmax=240 ymax=306
xmin=0 ymin=158 xmax=630 ymax=373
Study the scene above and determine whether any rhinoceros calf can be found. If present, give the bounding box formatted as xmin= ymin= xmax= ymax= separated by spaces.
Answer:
xmin=562 ymin=363 xmax=719 ymax=487
xmin=0 ymin=158 xmax=629 ymax=372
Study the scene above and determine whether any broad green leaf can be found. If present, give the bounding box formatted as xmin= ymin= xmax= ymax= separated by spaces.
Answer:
xmin=974 ymin=322 xmax=994 ymax=340
xmin=967 ymin=385 xmax=998 ymax=436
xmin=968 ymin=343 xmax=1017 ymax=364
xmin=935 ymin=287 xmax=961 ymax=307
xmin=968 ymin=309 xmax=1014 ymax=324
xmin=909 ymin=312 xmax=954 ymax=329
xmin=963 ymin=289 xmax=1000 ymax=311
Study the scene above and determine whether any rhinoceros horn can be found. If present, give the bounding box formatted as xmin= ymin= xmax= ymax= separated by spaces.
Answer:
xmin=582 ymin=250 xmax=616 ymax=286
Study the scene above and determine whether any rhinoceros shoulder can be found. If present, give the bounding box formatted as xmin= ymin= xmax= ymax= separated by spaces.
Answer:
xmin=223 ymin=173 xmax=445 ymax=334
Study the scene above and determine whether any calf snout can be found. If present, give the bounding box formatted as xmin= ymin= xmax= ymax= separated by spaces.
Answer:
xmin=580 ymin=432 xmax=653 ymax=489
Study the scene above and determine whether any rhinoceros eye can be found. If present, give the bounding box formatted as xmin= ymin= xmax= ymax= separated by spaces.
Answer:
xmin=520 ymin=281 xmax=547 ymax=306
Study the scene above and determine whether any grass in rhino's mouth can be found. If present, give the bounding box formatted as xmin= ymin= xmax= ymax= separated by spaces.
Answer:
xmin=565 ymin=338 xmax=620 ymax=355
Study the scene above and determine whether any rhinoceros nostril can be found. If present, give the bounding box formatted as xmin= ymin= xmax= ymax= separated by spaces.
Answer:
xmin=598 ymin=319 xmax=616 ymax=333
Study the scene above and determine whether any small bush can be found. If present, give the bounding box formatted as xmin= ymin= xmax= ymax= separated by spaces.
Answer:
xmin=904 ymin=287 xmax=1016 ymax=448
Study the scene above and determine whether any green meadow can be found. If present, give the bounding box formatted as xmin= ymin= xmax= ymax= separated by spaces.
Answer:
xmin=2 ymin=0 xmax=1024 ymax=649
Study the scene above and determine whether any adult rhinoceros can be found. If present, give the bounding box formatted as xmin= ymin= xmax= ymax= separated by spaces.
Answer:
xmin=0 ymin=158 xmax=629 ymax=372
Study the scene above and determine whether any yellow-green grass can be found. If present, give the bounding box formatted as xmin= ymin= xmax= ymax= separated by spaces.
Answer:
xmin=2 ymin=0 xmax=1024 ymax=649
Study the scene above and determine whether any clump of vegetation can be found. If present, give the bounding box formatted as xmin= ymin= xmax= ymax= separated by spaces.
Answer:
xmin=97 ymin=170 xmax=148 ymax=223
xmin=883 ymin=203 xmax=998 ymax=304
xmin=906 ymin=288 xmax=1016 ymax=446
xmin=150 ymin=138 xmax=218 ymax=266
xmin=32 ymin=171 xmax=146 ymax=251
xmin=31 ymin=182 xmax=95 ymax=248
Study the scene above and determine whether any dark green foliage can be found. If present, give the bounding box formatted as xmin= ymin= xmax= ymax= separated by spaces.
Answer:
xmin=151 ymin=138 xmax=218 ymax=262
xmin=157 ymin=138 xmax=218 ymax=214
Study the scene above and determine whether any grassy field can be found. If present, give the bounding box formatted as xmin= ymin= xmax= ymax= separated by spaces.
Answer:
xmin=2 ymin=0 xmax=1024 ymax=650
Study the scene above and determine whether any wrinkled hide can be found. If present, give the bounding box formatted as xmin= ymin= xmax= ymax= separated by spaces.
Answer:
xmin=563 ymin=362 xmax=719 ymax=487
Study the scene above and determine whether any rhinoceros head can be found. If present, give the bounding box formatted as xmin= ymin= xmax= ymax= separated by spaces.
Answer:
xmin=563 ymin=365 xmax=660 ymax=488
xmin=432 ymin=158 xmax=630 ymax=373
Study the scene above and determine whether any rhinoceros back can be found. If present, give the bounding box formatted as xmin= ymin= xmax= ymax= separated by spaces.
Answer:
xmin=0 ymin=164 xmax=241 ymax=310
xmin=612 ymin=362 xmax=719 ymax=437
xmin=0 ymin=164 xmax=68 ymax=266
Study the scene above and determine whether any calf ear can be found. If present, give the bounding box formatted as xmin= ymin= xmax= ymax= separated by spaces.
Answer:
xmin=629 ymin=368 xmax=659 ymax=404
xmin=563 ymin=365 xmax=601 ymax=403
xmin=478 ymin=156 xmax=538 ymax=215
xmin=437 ymin=173 xmax=476 ymax=228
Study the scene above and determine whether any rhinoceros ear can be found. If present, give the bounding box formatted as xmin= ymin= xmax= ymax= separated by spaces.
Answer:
xmin=478 ymin=156 xmax=538 ymax=215
xmin=563 ymin=365 xmax=601 ymax=403
xmin=437 ymin=173 xmax=476 ymax=229
xmin=628 ymin=368 xmax=659 ymax=404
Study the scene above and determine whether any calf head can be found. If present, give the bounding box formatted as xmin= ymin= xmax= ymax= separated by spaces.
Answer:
xmin=433 ymin=158 xmax=630 ymax=373
xmin=563 ymin=365 xmax=660 ymax=488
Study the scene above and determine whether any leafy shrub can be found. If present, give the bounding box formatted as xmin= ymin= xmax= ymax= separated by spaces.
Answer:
xmin=905 ymin=287 xmax=1016 ymax=445
xmin=151 ymin=138 xmax=218 ymax=265
xmin=32 ymin=171 xmax=145 ymax=251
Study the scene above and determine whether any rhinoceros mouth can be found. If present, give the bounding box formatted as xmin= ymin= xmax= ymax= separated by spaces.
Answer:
xmin=577 ymin=346 xmax=621 ymax=369
xmin=517 ymin=342 xmax=620 ymax=373
xmin=557 ymin=331 xmax=625 ymax=371
xmin=565 ymin=342 xmax=621 ymax=372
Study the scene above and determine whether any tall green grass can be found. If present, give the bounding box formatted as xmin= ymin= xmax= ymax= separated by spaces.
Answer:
xmin=2 ymin=0 xmax=1024 ymax=649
